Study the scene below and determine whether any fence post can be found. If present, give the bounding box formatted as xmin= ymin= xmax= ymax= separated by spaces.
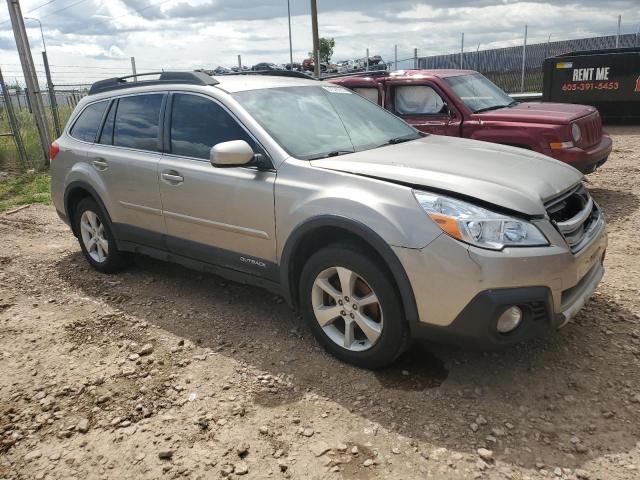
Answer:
xmin=460 ymin=33 xmax=464 ymax=69
xmin=42 ymin=51 xmax=61 ymax=137
xmin=366 ymin=48 xmax=369 ymax=71
xmin=413 ymin=48 xmax=418 ymax=69
xmin=0 ymin=66 xmax=29 ymax=169
xmin=521 ymin=24 xmax=528 ymax=92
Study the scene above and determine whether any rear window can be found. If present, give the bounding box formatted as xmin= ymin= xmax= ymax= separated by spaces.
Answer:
xmin=69 ymin=101 xmax=108 ymax=142
xmin=113 ymin=94 xmax=164 ymax=152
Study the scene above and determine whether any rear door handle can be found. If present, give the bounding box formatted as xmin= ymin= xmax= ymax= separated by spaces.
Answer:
xmin=92 ymin=158 xmax=108 ymax=170
xmin=161 ymin=171 xmax=184 ymax=184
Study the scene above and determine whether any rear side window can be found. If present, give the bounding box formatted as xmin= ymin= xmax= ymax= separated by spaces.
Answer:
xmin=352 ymin=87 xmax=379 ymax=104
xmin=113 ymin=94 xmax=164 ymax=151
xmin=394 ymin=85 xmax=445 ymax=115
xmin=170 ymin=93 xmax=255 ymax=159
xmin=69 ymin=101 xmax=108 ymax=142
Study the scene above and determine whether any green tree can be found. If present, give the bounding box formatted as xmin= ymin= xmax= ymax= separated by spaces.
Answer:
xmin=318 ymin=37 xmax=335 ymax=64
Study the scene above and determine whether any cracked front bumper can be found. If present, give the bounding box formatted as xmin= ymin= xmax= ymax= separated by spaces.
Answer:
xmin=393 ymin=218 xmax=607 ymax=347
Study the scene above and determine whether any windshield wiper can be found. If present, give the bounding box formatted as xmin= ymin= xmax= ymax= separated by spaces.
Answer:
xmin=474 ymin=101 xmax=519 ymax=113
xmin=375 ymin=135 xmax=420 ymax=148
xmin=307 ymin=150 xmax=354 ymax=160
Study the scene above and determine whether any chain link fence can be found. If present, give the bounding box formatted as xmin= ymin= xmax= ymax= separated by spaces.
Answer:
xmin=419 ymin=33 xmax=639 ymax=93
xmin=0 ymin=83 xmax=89 ymax=173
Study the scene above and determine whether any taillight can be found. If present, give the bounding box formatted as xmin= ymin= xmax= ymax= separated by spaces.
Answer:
xmin=49 ymin=142 xmax=60 ymax=162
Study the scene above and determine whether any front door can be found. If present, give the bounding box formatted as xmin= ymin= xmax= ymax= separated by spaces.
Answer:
xmin=157 ymin=92 xmax=277 ymax=280
xmin=387 ymin=82 xmax=462 ymax=136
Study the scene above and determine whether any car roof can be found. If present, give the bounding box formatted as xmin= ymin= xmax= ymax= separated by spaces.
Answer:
xmin=212 ymin=74 xmax=320 ymax=93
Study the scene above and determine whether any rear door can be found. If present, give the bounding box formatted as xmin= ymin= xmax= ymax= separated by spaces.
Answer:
xmin=88 ymin=93 xmax=166 ymax=248
xmin=386 ymin=81 xmax=461 ymax=136
xmin=157 ymin=92 xmax=277 ymax=280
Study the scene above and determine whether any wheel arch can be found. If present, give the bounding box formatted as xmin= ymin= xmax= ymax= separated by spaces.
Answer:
xmin=64 ymin=181 xmax=113 ymax=237
xmin=280 ymin=215 xmax=419 ymax=326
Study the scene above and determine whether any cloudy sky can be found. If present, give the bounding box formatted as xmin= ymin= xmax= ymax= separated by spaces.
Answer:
xmin=0 ymin=0 xmax=638 ymax=85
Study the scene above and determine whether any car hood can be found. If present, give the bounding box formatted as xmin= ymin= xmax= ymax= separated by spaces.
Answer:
xmin=310 ymin=135 xmax=583 ymax=216
xmin=476 ymin=102 xmax=597 ymax=125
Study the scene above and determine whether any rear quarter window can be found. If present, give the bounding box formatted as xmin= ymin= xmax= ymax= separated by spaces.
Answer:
xmin=69 ymin=101 xmax=108 ymax=142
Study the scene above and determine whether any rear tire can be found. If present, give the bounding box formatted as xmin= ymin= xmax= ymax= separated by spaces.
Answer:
xmin=299 ymin=244 xmax=409 ymax=369
xmin=73 ymin=197 xmax=129 ymax=273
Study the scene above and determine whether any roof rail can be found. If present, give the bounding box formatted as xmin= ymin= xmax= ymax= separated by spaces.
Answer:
xmin=88 ymin=71 xmax=219 ymax=95
xmin=214 ymin=69 xmax=317 ymax=80
xmin=320 ymin=70 xmax=390 ymax=80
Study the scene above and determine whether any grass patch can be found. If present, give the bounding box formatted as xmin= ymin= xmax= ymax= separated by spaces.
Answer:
xmin=0 ymin=172 xmax=51 ymax=212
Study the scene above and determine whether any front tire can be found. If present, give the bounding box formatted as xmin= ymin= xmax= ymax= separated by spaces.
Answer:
xmin=299 ymin=244 xmax=409 ymax=369
xmin=73 ymin=197 xmax=128 ymax=273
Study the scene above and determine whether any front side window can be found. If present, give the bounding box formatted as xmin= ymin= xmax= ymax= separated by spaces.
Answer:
xmin=233 ymin=86 xmax=419 ymax=160
xmin=170 ymin=94 xmax=254 ymax=159
xmin=69 ymin=100 xmax=108 ymax=142
xmin=394 ymin=85 xmax=445 ymax=115
xmin=352 ymin=87 xmax=379 ymax=104
xmin=113 ymin=94 xmax=163 ymax=151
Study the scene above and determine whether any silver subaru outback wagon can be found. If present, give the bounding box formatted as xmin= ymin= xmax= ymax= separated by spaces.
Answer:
xmin=50 ymin=71 xmax=607 ymax=369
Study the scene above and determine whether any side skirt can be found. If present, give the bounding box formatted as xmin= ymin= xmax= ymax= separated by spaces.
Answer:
xmin=117 ymin=240 xmax=282 ymax=296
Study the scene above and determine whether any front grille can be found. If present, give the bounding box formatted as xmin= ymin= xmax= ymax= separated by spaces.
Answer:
xmin=576 ymin=112 xmax=602 ymax=148
xmin=546 ymin=184 xmax=602 ymax=253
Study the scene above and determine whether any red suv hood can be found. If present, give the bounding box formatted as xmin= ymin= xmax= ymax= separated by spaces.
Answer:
xmin=475 ymin=102 xmax=597 ymax=125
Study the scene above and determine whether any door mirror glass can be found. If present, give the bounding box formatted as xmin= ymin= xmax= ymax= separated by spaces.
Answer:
xmin=210 ymin=140 xmax=255 ymax=167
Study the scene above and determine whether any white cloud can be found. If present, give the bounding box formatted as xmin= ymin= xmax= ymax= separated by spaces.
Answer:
xmin=0 ymin=0 xmax=638 ymax=85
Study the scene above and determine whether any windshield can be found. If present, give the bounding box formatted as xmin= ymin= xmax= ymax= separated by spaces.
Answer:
xmin=232 ymin=85 xmax=420 ymax=159
xmin=444 ymin=73 xmax=515 ymax=113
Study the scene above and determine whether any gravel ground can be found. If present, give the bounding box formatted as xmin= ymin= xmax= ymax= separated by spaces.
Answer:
xmin=1 ymin=127 xmax=639 ymax=480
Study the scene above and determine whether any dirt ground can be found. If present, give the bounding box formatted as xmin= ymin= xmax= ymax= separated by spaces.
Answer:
xmin=1 ymin=127 xmax=639 ymax=480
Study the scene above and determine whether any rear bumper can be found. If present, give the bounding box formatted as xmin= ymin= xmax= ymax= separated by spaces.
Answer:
xmin=393 ymin=217 xmax=607 ymax=348
xmin=545 ymin=134 xmax=612 ymax=173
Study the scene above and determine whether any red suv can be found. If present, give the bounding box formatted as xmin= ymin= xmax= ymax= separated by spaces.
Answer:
xmin=329 ymin=70 xmax=612 ymax=173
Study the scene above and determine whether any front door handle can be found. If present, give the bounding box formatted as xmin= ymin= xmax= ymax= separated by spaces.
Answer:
xmin=161 ymin=171 xmax=184 ymax=184
xmin=92 ymin=158 xmax=108 ymax=170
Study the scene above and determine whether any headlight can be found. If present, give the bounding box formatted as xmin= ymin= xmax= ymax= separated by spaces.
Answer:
xmin=571 ymin=123 xmax=581 ymax=144
xmin=413 ymin=191 xmax=548 ymax=250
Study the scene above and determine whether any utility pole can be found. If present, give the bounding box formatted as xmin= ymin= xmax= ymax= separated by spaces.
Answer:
xmin=366 ymin=48 xmax=369 ymax=71
xmin=310 ymin=0 xmax=320 ymax=78
xmin=460 ymin=32 xmax=464 ymax=69
xmin=394 ymin=44 xmax=398 ymax=71
xmin=616 ymin=15 xmax=621 ymax=48
xmin=521 ymin=24 xmax=528 ymax=93
xmin=130 ymin=56 xmax=137 ymax=81
xmin=7 ymin=0 xmax=51 ymax=163
xmin=413 ymin=48 xmax=418 ymax=69
xmin=237 ymin=55 xmax=242 ymax=70
xmin=287 ymin=0 xmax=293 ymax=68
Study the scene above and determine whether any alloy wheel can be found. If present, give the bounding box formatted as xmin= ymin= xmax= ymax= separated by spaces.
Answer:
xmin=311 ymin=266 xmax=383 ymax=351
xmin=80 ymin=210 xmax=109 ymax=263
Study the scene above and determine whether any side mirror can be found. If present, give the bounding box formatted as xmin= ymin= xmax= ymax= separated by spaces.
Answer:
xmin=442 ymin=102 xmax=452 ymax=117
xmin=210 ymin=140 xmax=255 ymax=167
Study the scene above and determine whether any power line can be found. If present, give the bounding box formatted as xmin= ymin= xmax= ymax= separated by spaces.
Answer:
xmin=91 ymin=0 xmax=175 ymax=27
xmin=27 ymin=0 xmax=62 ymax=14
xmin=39 ymin=0 xmax=92 ymax=20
